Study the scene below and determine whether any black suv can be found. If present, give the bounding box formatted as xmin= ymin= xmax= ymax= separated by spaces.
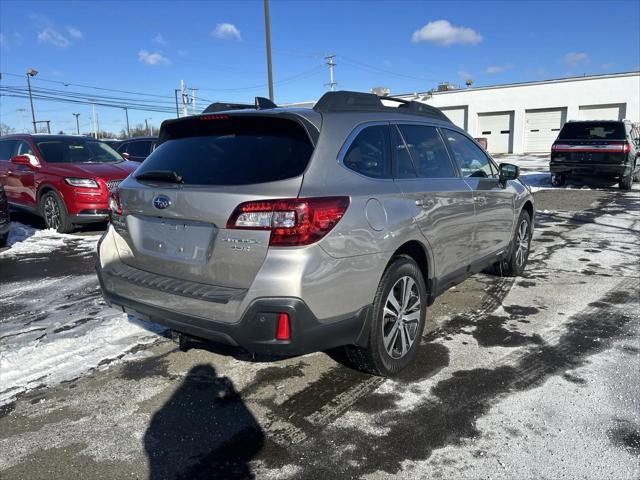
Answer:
xmin=115 ymin=136 xmax=157 ymax=162
xmin=550 ymin=120 xmax=640 ymax=190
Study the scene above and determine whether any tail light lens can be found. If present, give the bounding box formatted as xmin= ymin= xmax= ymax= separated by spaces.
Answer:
xmin=275 ymin=313 xmax=290 ymax=340
xmin=226 ymin=196 xmax=350 ymax=246
xmin=108 ymin=192 xmax=122 ymax=217
xmin=622 ymin=143 xmax=631 ymax=154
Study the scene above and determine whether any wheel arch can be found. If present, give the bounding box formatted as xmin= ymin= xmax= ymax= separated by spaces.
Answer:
xmin=521 ymin=200 xmax=534 ymax=221
xmin=387 ymin=239 xmax=435 ymax=304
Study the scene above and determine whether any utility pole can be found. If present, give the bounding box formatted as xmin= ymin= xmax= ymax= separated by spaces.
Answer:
xmin=16 ymin=108 xmax=27 ymax=133
xmin=123 ymin=107 xmax=130 ymax=137
xmin=96 ymin=111 xmax=101 ymax=139
xmin=26 ymin=68 xmax=38 ymax=133
xmin=325 ymin=54 xmax=337 ymax=91
xmin=91 ymin=103 xmax=97 ymax=139
xmin=191 ymin=88 xmax=198 ymax=115
xmin=73 ymin=113 xmax=80 ymax=135
xmin=174 ymin=89 xmax=180 ymax=118
xmin=180 ymin=80 xmax=188 ymax=117
xmin=45 ymin=120 xmax=51 ymax=134
xmin=263 ymin=0 xmax=274 ymax=101
xmin=145 ymin=118 xmax=151 ymax=136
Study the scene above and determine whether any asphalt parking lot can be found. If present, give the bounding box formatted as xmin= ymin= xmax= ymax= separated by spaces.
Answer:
xmin=1 ymin=157 xmax=639 ymax=480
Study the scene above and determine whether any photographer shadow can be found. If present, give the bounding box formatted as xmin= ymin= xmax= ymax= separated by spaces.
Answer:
xmin=144 ymin=364 xmax=264 ymax=480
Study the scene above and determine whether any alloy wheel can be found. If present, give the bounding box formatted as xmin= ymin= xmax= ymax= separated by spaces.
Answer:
xmin=44 ymin=196 xmax=61 ymax=230
xmin=382 ymin=276 xmax=421 ymax=359
xmin=514 ymin=219 xmax=530 ymax=267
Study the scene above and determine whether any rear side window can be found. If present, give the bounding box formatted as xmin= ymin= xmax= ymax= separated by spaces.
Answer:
xmin=16 ymin=141 xmax=35 ymax=156
xmin=0 ymin=140 xmax=17 ymax=160
xmin=558 ymin=122 xmax=626 ymax=140
xmin=343 ymin=125 xmax=391 ymax=179
xmin=127 ymin=141 xmax=152 ymax=157
xmin=137 ymin=116 xmax=313 ymax=185
xmin=397 ymin=125 xmax=456 ymax=178
xmin=443 ymin=130 xmax=496 ymax=178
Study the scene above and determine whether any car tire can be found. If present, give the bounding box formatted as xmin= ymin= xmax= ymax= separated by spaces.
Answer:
xmin=344 ymin=255 xmax=427 ymax=377
xmin=619 ymin=171 xmax=633 ymax=190
xmin=40 ymin=191 xmax=74 ymax=233
xmin=551 ymin=174 xmax=565 ymax=187
xmin=500 ymin=209 xmax=532 ymax=277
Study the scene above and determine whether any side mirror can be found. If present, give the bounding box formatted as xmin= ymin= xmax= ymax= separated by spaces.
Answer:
xmin=499 ymin=163 xmax=519 ymax=182
xmin=10 ymin=154 xmax=40 ymax=169
xmin=121 ymin=152 xmax=130 ymax=160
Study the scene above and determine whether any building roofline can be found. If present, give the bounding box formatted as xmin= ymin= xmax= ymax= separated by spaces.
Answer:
xmin=395 ymin=71 xmax=640 ymax=98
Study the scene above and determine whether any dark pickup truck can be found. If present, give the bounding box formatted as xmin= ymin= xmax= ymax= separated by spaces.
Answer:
xmin=550 ymin=120 xmax=640 ymax=190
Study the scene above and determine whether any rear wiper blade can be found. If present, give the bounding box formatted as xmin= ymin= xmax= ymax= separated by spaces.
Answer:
xmin=135 ymin=170 xmax=184 ymax=183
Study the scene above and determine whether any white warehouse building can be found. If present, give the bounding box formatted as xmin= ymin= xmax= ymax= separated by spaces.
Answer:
xmin=394 ymin=71 xmax=640 ymax=154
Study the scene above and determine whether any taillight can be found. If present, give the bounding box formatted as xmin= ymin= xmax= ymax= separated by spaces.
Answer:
xmin=108 ymin=192 xmax=122 ymax=217
xmin=551 ymin=143 xmax=559 ymax=152
xmin=622 ymin=143 xmax=631 ymax=154
xmin=226 ymin=196 xmax=350 ymax=246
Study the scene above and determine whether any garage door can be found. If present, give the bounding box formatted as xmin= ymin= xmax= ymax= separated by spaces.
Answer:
xmin=579 ymin=103 xmax=626 ymax=121
xmin=477 ymin=112 xmax=513 ymax=154
xmin=440 ymin=107 xmax=467 ymax=130
xmin=524 ymin=108 xmax=567 ymax=153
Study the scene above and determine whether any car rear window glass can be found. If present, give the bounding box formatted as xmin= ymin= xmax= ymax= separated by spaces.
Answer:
xmin=398 ymin=125 xmax=457 ymax=178
xmin=36 ymin=138 xmax=123 ymax=164
xmin=558 ymin=122 xmax=626 ymax=140
xmin=137 ymin=116 xmax=313 ymax=185
xmin=0 ymin=140 xmax=17 ymax=160
xmin=343 ymin=125 xmax=391 ymax=179
xmin=127 ymin=141 xmax=152 ymax=158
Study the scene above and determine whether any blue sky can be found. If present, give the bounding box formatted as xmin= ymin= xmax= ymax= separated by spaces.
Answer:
xmin=1 ymin=0 xmax=639 ymax=135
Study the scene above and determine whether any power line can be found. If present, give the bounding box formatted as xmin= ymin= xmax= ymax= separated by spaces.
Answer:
xmin=339 ymin=55 xmax=438 ymax=82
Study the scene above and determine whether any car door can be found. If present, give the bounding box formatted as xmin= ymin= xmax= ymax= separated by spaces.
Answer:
xmin=441 ymin=128 xmax=516 ymax=263
xmin=392 ymin=123 xmax=475 ymax=284
xmin=7 ymin=140 xmax=38 ymax=208
xmin=0 ymin=138 xmax=19 ymax=203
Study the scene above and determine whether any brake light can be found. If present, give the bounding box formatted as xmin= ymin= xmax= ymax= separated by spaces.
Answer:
xmin=226 ymin=196 xmax=350 ymax=246
xmin=200 ymin=114 xmax=230 ymax=121
xmin=551 ymin=143 xmax=559 ymax=152
xmin=108 ymin=192 xmax=122 ymax=217
xmin=275 ymin=313 xmax=290 ymax=340
xmin=622 ymin=143 xmax=631 ymax=154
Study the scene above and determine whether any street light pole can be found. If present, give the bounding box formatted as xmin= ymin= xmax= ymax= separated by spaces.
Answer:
xmin=26 ymin=68 xmax=38 ymax=133
xmin=263 ymin=0 xmax=274 ymax=101
xmin=123 ymin=107 xmax=130 ymax=137
xmin=145 ymin=118 xmax=151 ymax=136
xmin=174 ymin=89 xmax=180 ymax=118
xmin=73 ymin=113 xmax=80 ymax=135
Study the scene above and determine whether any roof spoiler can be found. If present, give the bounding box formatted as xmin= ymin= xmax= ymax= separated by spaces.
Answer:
xmin=313 ymin=90 xmax=451 ymax=123
xmin=202 ymin=96 xmax=277 ymax=113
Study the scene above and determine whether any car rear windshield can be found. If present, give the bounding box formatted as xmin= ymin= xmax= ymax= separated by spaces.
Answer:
xmin=36 ymin=138 xmax=123 ymax=164
xmin=558 ymin=122 xmax=626 ymax=140
xmin=135 ymin=116 xmax=314 ymax=185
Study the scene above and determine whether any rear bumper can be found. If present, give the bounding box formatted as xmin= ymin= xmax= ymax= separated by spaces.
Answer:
xmin=97 ymin=266 xmax=370 ymax=356
xmin=549 ymin=162 xmax=630 ymax=177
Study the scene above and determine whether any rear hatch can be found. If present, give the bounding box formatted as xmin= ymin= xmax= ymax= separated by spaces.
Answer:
xmin=113 ymin=113 xmax=316 ymax=289
xmin=551 ymin=121 xmax=628 ymax=164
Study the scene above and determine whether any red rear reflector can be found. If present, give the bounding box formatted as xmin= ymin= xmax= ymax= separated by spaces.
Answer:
xmin=275 ymin=313 xmax=290 ymax=340
xmin=226 ymin=196 xmax=350 ymax=246
xmin=108 ymin=192 xmax=122 ymax=217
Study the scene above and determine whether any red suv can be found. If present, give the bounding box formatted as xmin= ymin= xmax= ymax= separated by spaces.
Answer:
xmin=0 ymin=134 xmax=137 ymax=233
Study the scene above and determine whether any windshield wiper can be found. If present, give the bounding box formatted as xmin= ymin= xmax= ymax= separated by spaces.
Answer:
xmin=136 ymin=170 xmax=184 ymax=183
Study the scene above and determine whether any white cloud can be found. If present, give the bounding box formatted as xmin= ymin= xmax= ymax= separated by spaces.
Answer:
xmin=563 ymin=52 xmax=589 ymax=67
xmin=457 ymin=70 xmax=471 ymax=80
xmin=484 ymin=65 xmax=510 ymax=75
xmin=38 ymin=28 xmax=71 ymax=47
xmin=138 ymin=50 xmax=170 ymax=66
xmin=212 ymin=23 xmax=241 ymax=41
xmin=412 ymin=20 xmax=482 ymax=46
xmin=66 ymin=27 xmax=83 ymax=39
xmin=153 ymin=34 xmax=167 ymax=45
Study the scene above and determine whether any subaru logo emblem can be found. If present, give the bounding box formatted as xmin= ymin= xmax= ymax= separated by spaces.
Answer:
xmin=153 ymin=195 xmax=171 ymax=210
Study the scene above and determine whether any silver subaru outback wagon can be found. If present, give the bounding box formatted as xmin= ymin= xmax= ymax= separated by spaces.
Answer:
xmin=97 ymin=91 xmax=534 ymax=376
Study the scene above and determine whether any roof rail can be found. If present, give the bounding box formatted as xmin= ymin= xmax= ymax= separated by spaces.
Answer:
xmin=313 ymin=90 xmax=451 ymax=123
xmin=202 ymin=96 xmax=278 ymax=114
